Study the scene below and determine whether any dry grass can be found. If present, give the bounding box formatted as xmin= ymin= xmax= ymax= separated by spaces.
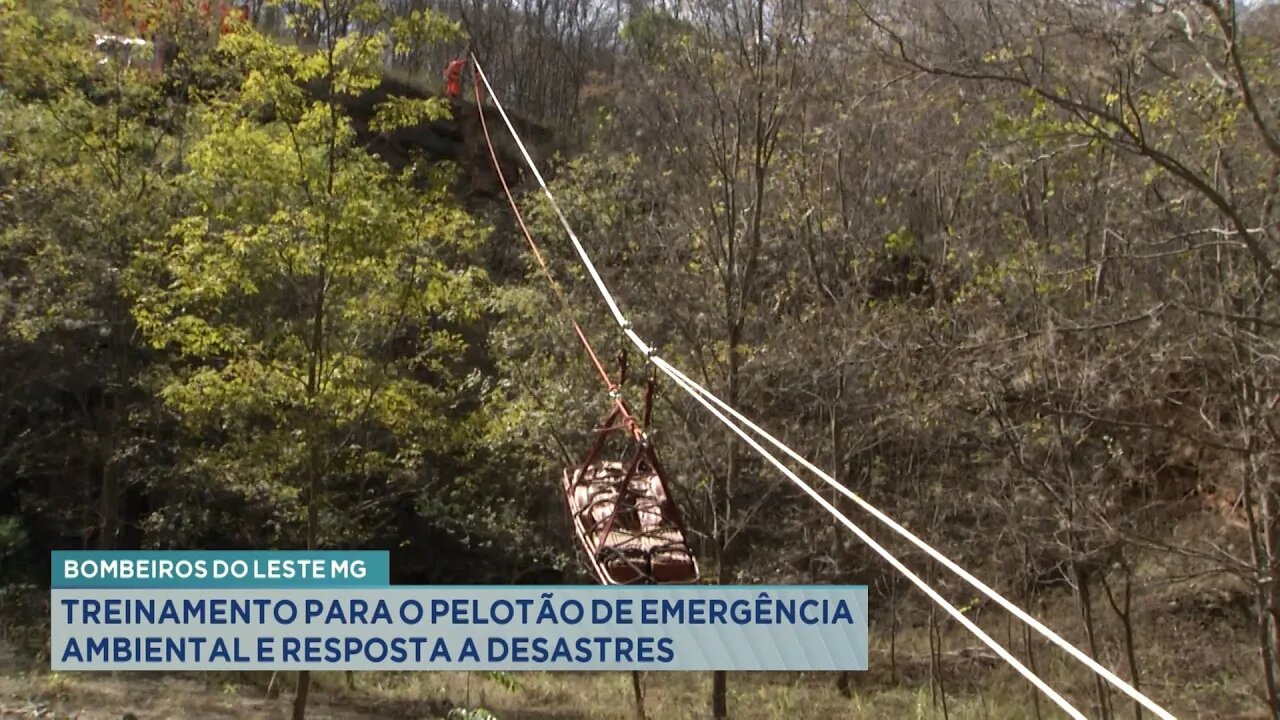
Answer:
xmin=0 ymin=672 xmax=366 ymax=720
xmin=354 ymin=669 xmax=1045 ymax=720
xmin=0 ymin=666 xmax=1260 ymax=720
xmin=0 ymin=633 xmax=1265 ymax=720
xmin=0 ymin=668 xmax=1052 ymax=720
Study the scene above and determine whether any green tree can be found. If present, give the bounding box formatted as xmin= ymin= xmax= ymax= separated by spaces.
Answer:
xmin=124 ymin=6 xmax=480 ymax=717
xmin=0 ymin=0 xmax=190 ymax=561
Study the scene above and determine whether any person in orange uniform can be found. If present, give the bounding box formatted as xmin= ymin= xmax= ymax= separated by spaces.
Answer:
xmin=443 ymin=57 xmax=466 ymax=99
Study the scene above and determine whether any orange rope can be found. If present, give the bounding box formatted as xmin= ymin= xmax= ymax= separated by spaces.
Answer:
xmin=471 ymin=74 xmax=643 ymax=439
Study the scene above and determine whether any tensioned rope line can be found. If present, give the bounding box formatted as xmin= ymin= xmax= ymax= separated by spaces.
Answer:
xmin=648 ymin=364 xmax=1182 ymax=719
xmin=470 ymin=53 xmax=1180 ymax=720
xmin=469 ymin=58 xmax=1087 ymax=720
xmin=470 ymin=74 xmax=644 ymax=441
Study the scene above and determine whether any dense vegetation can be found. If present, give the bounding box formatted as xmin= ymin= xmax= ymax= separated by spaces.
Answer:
xmin=3 ymin=0 xmax=1280 ymax=718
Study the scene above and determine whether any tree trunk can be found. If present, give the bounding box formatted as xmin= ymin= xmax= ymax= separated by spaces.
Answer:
xmin=97 ymin=464 xmax=118 ymax=551
xmin=831 ymin=373 xmax=850 ymax=700
xmin=927 ymin=597 xmax=949 ymax=720
xmin=1256 ymin=460 xmax=1280 ymax=719
xmin=1241 ymin=448 xmax=1280 ymax=719
xmin=292 ymin=441 xmax=321 ymax=720
xmin=889 ymin=573 xmax=899 ymax=687
xmin=710 ymin=531 xmax=731 ymax=718
xmin=836 ymin=671 xmax=852 ymax=699
xmin=1101 ymin=564 xmax=1143 ymax=720
xmin=710 ymin=311 xmax=741 ymax=720
xmin=1023 ymin=545 xmax=1043 ymax=720
xmin=294 ymin=265 xmax=326 ymax=720
xmin=711 ymin=670 xmax=727 ymax=720
xmin=631 ymin=671 xmax=646 ymax=720
xmin=1075 ymin=564 xmax=1113 ymax=720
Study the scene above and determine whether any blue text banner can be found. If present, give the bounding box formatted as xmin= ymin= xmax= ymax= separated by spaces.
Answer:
xmin=51 ymin=551 xmax=389 ymax=589
xmin=51 ymin=586 xmax=868 ymax=672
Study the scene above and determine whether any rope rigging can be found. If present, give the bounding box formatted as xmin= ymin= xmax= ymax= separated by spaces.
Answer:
xmin=467 ymin=61 xmax=1079 ymax=717
xmin=468 ymin=52 xmax=1178 ymax=720
xmin=472 ymin=71 xmax=698 ymax=587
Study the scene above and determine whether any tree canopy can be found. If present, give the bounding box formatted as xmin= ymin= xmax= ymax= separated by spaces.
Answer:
xmin=3 ymin=0 xmax=1280 ymax=718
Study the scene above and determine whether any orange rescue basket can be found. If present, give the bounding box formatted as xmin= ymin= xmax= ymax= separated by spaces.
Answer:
xmin=562 ymin=376 xmax=699 ymax=586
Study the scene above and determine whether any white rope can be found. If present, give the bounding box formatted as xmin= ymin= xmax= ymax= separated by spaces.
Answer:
xmin=471 ymin=54 xmax=1174 ymax=720
xmin=654 ymin=360 xmax=1177 ymax=720
xmin=651 ymin=357 xmax=1087 ymax=720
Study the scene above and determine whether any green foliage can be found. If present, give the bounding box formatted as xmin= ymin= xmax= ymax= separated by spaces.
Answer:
xmin=0 ymin=0 xmax=96 ymax=96
xmin=2 ymin=0 xmax=561 ymax=591
xmin=884 ymin=226 xmax=915 ymax=253
xmin=0 ymin=0 xmax=177 ymax=341
xmin=371 ymin=94 xmax=453 ymax=131
xmin=0 ymin=581 xmax=48 ymax=663
xmin=620 ymin=8 xmax=693 ymax=63
xmin=389 ymin=9 xmax=464 ymax=55
xmin=0 ymin=515 xmax=26 ymax=557
xmin=123 ymin=21 xmax=490 ymax=546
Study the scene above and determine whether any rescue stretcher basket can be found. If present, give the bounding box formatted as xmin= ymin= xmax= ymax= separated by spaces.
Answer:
xmin=562 ymin=393 xmax=699 ymax=586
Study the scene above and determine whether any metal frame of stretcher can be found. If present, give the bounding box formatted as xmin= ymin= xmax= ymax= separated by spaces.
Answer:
xmin=562 ymin=381 xmax=699 ymax=586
